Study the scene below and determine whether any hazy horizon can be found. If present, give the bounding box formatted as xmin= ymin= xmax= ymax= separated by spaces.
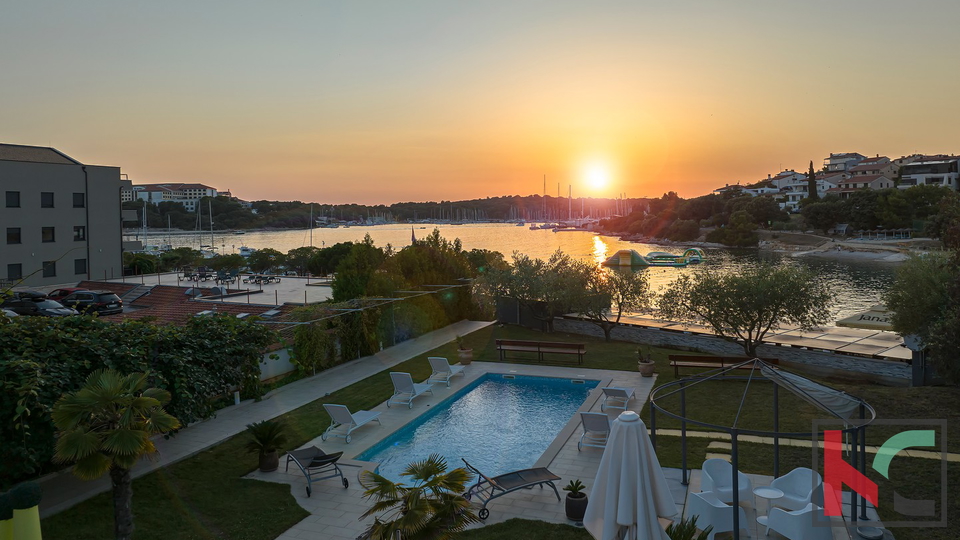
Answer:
xmin=3 ymin=1 xmax=959 ymax=204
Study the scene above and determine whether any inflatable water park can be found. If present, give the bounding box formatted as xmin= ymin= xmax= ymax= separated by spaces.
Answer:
xmin=602 ymin=248 xmax=705 ymax=267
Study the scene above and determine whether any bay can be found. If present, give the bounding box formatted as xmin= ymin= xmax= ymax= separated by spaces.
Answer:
xmin=133 ymin=223 xmax=895 ymax=320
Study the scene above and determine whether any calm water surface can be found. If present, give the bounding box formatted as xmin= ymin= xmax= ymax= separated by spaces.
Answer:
xmin=138 ymin=223 xmax=895 ymax=320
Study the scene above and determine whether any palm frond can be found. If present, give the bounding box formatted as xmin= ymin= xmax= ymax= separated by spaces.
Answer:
xmin=54 ymin=428 xmax=102 ymax=463
xmin=72 ymin=452 xmax=112 ymax=480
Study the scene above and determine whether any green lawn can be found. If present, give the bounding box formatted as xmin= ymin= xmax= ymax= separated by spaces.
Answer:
xmin=41 ymin=322 xmax=959 ymax=540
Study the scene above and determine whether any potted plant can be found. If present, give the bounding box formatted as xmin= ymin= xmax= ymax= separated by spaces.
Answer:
xmin=666 ymin=515 xmax=712 ymax=540
xmin=637 ymin=345 xmax=656 ymax=377
xmin=563 ymin=479 xmax=588 ymax=523
xmin=245 ymin=419 xmax=288 ymax=472
xmin=455 ymin=335 xmax=472 ymax=365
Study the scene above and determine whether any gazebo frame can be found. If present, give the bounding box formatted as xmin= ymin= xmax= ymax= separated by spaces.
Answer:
xmin=649 ymin=359 xmax=877 ymax=539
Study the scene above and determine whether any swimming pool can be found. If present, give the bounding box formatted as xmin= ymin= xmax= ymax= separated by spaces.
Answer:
xmin=357 ymin=373 xmax=599 ymax=482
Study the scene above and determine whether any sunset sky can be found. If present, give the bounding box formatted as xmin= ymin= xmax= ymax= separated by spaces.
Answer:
xmin=2 ymin=1 xmax=959 ymax=204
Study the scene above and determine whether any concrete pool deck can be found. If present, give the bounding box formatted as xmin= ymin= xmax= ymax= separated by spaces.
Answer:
xmin=249 ymin=362 xmax=658 ymax=539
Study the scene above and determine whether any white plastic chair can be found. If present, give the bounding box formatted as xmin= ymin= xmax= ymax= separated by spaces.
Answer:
xmin=765 ymin=503 xmax=833 ymax=540
xmin=769 ymin=467 xmax=823 ymax=511
xmin=686 ymin=491 xmax=750 ymax=540
xmin=701 ymin=458 xmax=754 ymax=508
xmin=387 ymin=372 xmax=434 ymax=408
xmin=426 ymin=356 xmax=465 ymax=387
xmin=577 ymin=412 xmax=611 ymax=451
xmin=600 ymin=387 xmax=636 ymax=411
xmin=321 ymin=404 xmax=382 ymax=443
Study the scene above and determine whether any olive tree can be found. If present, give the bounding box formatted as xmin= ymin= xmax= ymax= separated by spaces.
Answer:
xmin=576 ymin=266 xmax=652 ymax=341
xmin=659 ymin=264 xmax=833 ymax=357
xmin=884 ymin=252 xmax=960 ymax=383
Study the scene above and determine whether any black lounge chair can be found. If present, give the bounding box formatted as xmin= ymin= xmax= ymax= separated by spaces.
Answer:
xmin=461 ymin=459 xmax=561 ymax=520
xmin=285 ymin=446 xmax=348 ymax=496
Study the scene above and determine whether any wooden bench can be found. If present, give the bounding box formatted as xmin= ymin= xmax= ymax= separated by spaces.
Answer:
xmin=668 ymin=355 xmax=778 ymax=377
xmin=496 ymin=339 xmax=585 ymax=365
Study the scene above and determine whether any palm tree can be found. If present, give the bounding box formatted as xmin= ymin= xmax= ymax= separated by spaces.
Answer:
xmin=52 ymin=369 xmax=180 ymax=540
xmin=359 ymin=454 xmax=479 ymax=540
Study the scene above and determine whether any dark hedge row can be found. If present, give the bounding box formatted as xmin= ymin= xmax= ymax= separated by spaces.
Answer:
xmin=0 ymin=314 xmax=276 ymax=488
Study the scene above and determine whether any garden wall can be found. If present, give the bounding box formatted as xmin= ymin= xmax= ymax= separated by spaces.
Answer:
xmin=553 ymin=317 xmax=911 ymax=385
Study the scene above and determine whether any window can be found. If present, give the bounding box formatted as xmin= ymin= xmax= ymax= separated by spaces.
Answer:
xmin=73 ymin=226 xmax=86 ymax=241
xmin=7 ymin=263 xmax=22 ymax=281
xmin=74 ymin=258 xmax=87 ymax=275
xmin=73 ymin=192 xmax=85 ymax=208
xmin=5 ymin=191 xmax=19 ymax=208
xmin=42 ymin=227 xmax=55 ymax=243
xmin=41 ymin=192 xmax=54 ymax=208
xmin=6 ymin=228 xmax=20 ymax=244
xmin=42 ymin=261 xmax=56 ymax=278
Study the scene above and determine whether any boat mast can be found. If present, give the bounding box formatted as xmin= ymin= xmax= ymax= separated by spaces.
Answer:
xmin=209 ymin=198 xmax=214 ymax=252
xmin=310 ymin=203 xmax=313 ymax=247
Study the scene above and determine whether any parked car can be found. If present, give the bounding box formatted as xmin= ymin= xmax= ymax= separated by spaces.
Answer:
xmin=61 ymin=290 xmax=124 ymax=315
xmin=1 ymin=298 xmax=78 ymax=317
xmin=11 ymin=290 xmax=48 ymax=300
xmin=48 ymin=287 xmax=89 ymax=302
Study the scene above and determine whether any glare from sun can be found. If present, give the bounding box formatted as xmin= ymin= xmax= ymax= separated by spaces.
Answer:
xmin=584 ymin=161 xmax=611 ymax=192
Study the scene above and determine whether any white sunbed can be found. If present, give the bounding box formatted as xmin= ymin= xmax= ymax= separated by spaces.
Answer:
xmin=426 ymin=356 xmax=465 ymax=387
xmin=600 ymin=386 xmax=636 ymax=411
xmin=321 ymin=403 xmax=382 ymax=443
xmin=387 ymin=372 xmax=434 ymax=408
xmin=578 ymin=412 xmax=611 ymax=451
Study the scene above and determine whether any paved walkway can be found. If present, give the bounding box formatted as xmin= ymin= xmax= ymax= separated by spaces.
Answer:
xmin=38 ymin=319 xmax=492 ymax=518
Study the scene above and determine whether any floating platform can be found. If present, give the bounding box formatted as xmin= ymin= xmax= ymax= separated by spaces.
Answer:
xmin=602 ymin=248 xmax=705 ymax=267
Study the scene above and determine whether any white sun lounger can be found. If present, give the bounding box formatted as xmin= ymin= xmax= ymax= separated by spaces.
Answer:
xmin=387 ymin=372 xmax=434 ymax=408
xmin=321 ymin=404 xmax=382 ymax=443
xmin=426 ymin=356 xmax=465 ymax=387
xmin=578 ymin=412 xmax=611 ymax=451
xmin=600 ymin=386 xmax=636 ymax=411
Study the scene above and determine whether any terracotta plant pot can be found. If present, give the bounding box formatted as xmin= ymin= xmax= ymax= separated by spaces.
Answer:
xmin=565 ymin=493 xmax=588 ymax=522
xmin=638 ymin=361 xmax=656 ymax=377
xmin=457 ymin=348 xmax=473 ymax=365
xmin=259 ymin=450 xmax=279 ymax=472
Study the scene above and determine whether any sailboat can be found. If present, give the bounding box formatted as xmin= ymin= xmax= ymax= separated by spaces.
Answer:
xmin=199 ymin=199 xmax=218 ymax=258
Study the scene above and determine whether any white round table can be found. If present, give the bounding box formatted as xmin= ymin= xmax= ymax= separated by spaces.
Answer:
xmin=754 ymin=486 xmax=784 ymax=528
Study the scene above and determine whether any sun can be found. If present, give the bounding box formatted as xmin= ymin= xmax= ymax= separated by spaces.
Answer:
xmin=584 ymin=161 xmax=611 ymax=192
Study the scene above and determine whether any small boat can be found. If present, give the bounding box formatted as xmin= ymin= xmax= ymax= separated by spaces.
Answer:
xmin=239 ymin=246 xmax=257 ymax=257
xmin=516 ymin=222 xmax=525 ymax=226
xmin=529 ymin=224 xmax=539 ymax=230
xmin=234 ymin=230 xmax=246 ymax=235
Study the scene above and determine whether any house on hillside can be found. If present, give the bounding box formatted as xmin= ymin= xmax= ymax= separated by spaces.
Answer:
xmin=779 ymin=174 xmax=843 ymax=211
xmin=826 ymin=174 xmax=894 ymax=198
xmin=766 ymin=170 xmax=807 ymax=190
xmin=824 ymin=152 xmax=867 ymax=172
xmin=897 ymin=155 xmax=960 ymax=191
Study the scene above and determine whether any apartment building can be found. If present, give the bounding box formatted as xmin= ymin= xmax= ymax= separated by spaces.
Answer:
xmin=897 ymin=156 xmax=960 ymax=191
xmin=121 ymin=183 xmax=218 ymax=212
xmin=1 ymin=143 xmax=130 ymax=288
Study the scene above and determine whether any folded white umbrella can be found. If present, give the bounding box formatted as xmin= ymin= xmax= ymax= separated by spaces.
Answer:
xmin=584 ymin=411 xmax=677 ymax=540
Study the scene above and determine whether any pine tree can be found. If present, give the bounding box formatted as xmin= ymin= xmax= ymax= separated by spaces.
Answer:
xmin=807 ymin=160 xmax=819 ymax=201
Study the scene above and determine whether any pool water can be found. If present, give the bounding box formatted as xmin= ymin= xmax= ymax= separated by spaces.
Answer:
xmin=357 ymin=374 xmax=599 ymax=482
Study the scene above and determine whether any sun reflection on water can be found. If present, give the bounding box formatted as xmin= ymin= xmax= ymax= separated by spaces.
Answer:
xmin=592 ymin=235 xmax=608 ymax=267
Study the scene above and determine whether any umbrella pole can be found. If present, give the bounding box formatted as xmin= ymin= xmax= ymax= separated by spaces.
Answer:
xmin=650 ymin=406 xmax=657 ymax=450
xmin=681 ymin=382 xmax=688 ymax=485
xmin=773 ymin=384 xmax=780 ymax=478
xmin=731 ymin=430 xmax=740 ymax=540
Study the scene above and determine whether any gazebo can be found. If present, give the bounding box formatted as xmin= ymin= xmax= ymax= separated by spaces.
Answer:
xmin=648 ymin=359 xmax=877 ymax=539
